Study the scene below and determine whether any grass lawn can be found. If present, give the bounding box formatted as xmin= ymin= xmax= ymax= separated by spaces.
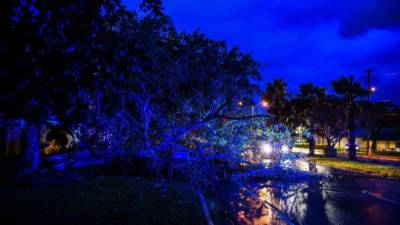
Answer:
xmin=357 ymin=150 xmax=400 ymax=158
xmin=310 ymin=157 xmax=400 ymax=179
xmin=0 ymin=176 xmax=205 ymax=225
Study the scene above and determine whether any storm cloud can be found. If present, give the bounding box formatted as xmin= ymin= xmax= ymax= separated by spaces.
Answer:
xmin=123 ymin=0 xmax=400 ymax=103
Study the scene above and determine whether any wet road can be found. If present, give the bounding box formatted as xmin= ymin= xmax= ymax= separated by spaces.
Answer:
xmin=206 ymin=166 xmax=400 ymax=225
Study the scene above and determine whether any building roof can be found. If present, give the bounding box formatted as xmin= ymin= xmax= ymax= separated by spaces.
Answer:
xmin=355 ymin=128 xmax=400 ymax=142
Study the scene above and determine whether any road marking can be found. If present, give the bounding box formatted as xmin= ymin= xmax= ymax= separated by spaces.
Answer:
xmin=362 ymin=190 xmax=400 ymax=206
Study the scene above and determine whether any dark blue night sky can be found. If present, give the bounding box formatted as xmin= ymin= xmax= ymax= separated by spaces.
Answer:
xmin=123 ymin=0 xmax=400 ymax=103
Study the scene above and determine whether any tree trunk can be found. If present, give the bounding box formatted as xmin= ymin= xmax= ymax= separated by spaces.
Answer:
xmin=348 ymin=107 xmax=357 ymax=160
xmin=0 ymin=127 xmax=6 ymax=157
xmin=167 ymin=145 xmax=174 ymax=183
xmin=324 ymin=139 xmax=337 ymax=157
xmin=288 ymin=140 xmax=294 ymax=153
xmin=95 ymin=79 xmax=101 ymax=117
xmin=372 ymin=138 xmax=377 ymax=152
xmin=325 ymin=145 xmax=337 ymax=157
xmin=22 ymin=122 xmax=40 ymax=171
xmin=308 ymin=135 xmax=316 ymax=156
xmin=371 ymin=129 xmax=380 ymax=153
xmin=348 ymin=131 xmax=357 ymax=160
xmin=143 ymin=97 xmax=152 ymax=150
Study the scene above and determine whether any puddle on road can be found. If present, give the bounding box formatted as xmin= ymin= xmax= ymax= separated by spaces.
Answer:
xmin=206 ymin=166 xmax=400 ymax=225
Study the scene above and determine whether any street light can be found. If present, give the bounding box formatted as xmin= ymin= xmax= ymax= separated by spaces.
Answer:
xmin=367 ymin=85 xmax=376 ymax=158
xmin=261 ymin=143 xmax=272 ymax=154
xmin=238 ymin=101 xmax=244 ymax=107
xmin=261 ymin=100 xmax=269 ymax=108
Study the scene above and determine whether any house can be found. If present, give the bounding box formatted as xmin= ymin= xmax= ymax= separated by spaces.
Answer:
xmin=0 ymin=117 xmax=74 ymax=159
xmin=0 ymin=119 xmax=27 ymax=158
xmin=316 ymin=128 xmax=400 ymax=152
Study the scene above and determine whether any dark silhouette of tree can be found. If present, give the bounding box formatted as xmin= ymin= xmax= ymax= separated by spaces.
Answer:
xmin=263 ymin=79 xmax=302 ymax=149
xmin=296 ymin=83 xmax=327 ymax=156
xmin=263 ymin=79 xmax=288 ymax=123
xmin=332 ymin=75 xmax=367 ymax=160
xmin=313 ymin=96 xmax=348 ymax=157
xmin=1 ymin=0 xmax=262 ymax=179
xmin=0 ymin=0 xmax=110 ymax=171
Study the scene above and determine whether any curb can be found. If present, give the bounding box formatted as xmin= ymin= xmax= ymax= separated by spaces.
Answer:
xmin=323 ymin=165 xmax=400 ymax=181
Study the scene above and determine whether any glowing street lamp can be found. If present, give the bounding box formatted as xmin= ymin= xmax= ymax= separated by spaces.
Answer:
xmin=261 ymin=100 xmax=269 ymax=108
xmin=238 ymin=101 xmax=244 ymax=107
xmin=367 ymin=85 xmax=376 ymax=157
xmin=261 ymin=143 xmax=272 ymax=154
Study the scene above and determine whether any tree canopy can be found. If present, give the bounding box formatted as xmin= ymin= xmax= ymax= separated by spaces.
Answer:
xmin=0 ymin=0 xmax=262 ymax=175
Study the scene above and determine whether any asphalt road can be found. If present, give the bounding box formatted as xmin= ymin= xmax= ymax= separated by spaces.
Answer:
xmin=207 ymin=166 xmax=400 ymax=225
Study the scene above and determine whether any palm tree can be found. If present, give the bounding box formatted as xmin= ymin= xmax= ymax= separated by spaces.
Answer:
xmin=332 ymin=75 xmax=367 ymax=160
xmin=263 ymin=79 xmax=302 ymax=150
xmin=263 ymin=79 xmax=289 ymax=123
xmin=297 ymin=83 xmax=327 ymax=156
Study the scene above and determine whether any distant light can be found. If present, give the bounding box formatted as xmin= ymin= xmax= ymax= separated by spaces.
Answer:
xmin=261 ymin=100 xmax=269 ymax=107
xmin=370 ymin=86 xmax=376 ymax=93
xmin=282 ymin=145 xmax=289 ymax=153
xmin=261 ymin=143 xmax=272 ymax=154
xmin=295 ymin=126 xmax=305 ymax=134
xmin=238 ymin=101 xmax=244 ymax=107
xmin=345 ymin=143 xmax=359 ymax=150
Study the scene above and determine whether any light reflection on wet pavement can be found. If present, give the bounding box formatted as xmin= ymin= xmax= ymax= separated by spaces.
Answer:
xmin=207 ymin=163 xmax=400 ymax=225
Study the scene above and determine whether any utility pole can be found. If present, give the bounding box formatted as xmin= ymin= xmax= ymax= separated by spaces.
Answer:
xmin=367 ymin=68 xmax=373 ymax=157
xmin=367 ymin=68 xmax=373 ymax=103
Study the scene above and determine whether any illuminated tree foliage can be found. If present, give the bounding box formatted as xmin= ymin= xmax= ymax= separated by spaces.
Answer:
xmin=262 ymin=79 xmax=303 ymax=149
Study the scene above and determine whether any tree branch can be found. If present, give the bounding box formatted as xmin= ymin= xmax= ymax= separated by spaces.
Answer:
xmin=214 ymin=114 xmax=271 ymax=120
